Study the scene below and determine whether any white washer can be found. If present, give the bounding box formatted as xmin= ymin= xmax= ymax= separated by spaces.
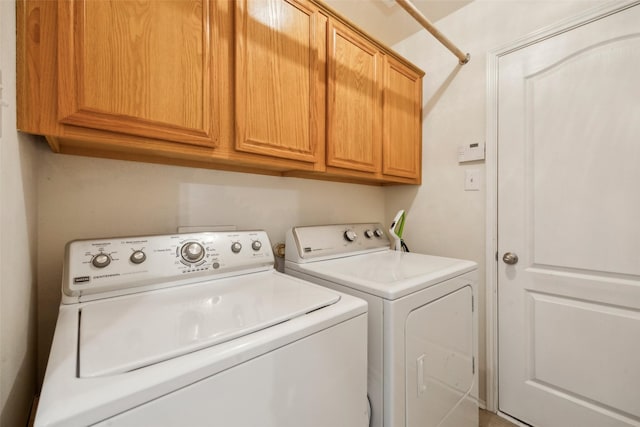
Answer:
xmin=36 ymin=230 xmax=368 ymax=427
xmin=285 ymin=223 xmax=478 ymax=427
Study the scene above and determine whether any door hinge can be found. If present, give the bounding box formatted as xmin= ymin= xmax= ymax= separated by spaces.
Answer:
xmin=472 ymin=357 xmax=475 ymax=374
xmin=471 ymin=294 xmax=474 ymax=312
xmin=495 ymin=251 xmax=499 ymax=261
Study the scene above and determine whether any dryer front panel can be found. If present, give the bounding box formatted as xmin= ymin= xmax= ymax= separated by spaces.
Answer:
xmin=405 ymin=285 xmax=475 ymax=427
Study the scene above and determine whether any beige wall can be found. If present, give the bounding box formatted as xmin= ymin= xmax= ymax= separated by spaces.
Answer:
xmin=36 ymin=151 xmax=386 ymax=380
xmin=384 ymin=0 xmax=601 ymax=405
xmin=0 ymin=1 xmax=39 ymax=425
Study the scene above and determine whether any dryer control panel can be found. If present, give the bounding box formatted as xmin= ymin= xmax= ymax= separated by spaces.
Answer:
xmin=285 ymin=223 xmax=391 ymax=262
xmin=62 ymin=231 xmax=273 ymax=303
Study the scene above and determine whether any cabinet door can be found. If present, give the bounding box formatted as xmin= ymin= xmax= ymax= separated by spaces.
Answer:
xmin=327 ymin=20 xmax=382 ymax=173
xmin=235 ymin=0 xmax=326 ymax=165
xmin=383 ymin=57 xmax=422 ymax=180
xmin=57 ymin=0 xmax=219 ymax=147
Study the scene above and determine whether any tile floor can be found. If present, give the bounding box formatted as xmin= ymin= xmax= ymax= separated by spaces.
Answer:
xmin=480 ymin=409 xmax=519 ymax=427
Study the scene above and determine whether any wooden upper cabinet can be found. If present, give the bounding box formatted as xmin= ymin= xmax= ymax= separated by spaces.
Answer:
xmin=382 ymin=56 xmax=422 ymax=179
xmin=57 ymin=0 xmax=219 ymax=147
xmin=235 ymin=0 xmax=326 ymax=165
xmin=327 ymin=19 xmax=383 ymax=174
xmin=19 ymin=0 xmax=422 ymax=184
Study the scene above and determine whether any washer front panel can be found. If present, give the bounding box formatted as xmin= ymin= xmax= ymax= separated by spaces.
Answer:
xmin=92 ymin=315 xmax=368 ymax=427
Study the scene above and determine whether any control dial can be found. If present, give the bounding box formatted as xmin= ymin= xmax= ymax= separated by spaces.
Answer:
xmin=231 ymin=242 xmax=242 ymax=253
xmin=130 ymin=250 xmax=146 ymax=264
xmin=344 ymin=230 xmax=357 ymax=242
xmin=374 ymin=228 xmax=384 ymax=238
xmin=92 ymin=253 xmax=111 ymax=268
xmin=364 ymin=229 xmax=374 ymax=239
xmin=251 ymin=240 xmax=262 ymax=251
xmin=181 ymin=242 xmax=205 ymax=263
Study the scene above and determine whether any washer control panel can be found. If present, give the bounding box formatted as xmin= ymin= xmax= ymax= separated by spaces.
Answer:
xmin=285 ymin=223 xmax=390 ymax=262
xmin=63 ymin=231 xmax=273 ymax=303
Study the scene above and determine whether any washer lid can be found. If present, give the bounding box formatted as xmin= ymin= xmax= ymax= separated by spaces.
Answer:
xmin=292 ymin=250 xmax=476 ymax=300
xmin=78 ymin=271 xmax=339 ymax=377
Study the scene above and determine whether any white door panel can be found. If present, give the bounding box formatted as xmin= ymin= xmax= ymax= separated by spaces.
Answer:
xmin=497 ymin=3 xmax=640 ymax=426
xmin=530 ymin=293 xmax=640 ymax=417
xmin=529 ymin=34 xmax=640 ymax=276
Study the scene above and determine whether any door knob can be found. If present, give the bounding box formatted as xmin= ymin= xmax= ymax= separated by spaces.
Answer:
xmin=502 ymin=252 xmax=519 ymax=265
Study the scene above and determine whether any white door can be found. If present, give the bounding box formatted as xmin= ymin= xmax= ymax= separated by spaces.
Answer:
xmin=497 ymin=3 xmax=640 ymax=426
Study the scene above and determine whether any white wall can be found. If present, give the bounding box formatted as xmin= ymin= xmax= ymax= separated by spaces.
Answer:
xmin=36 ymin=152 xmax=386 ymax=379
xmin=0 ymin=1 xmax=39 ymax=425
xmin=384 ymin=0 xmax=602 ymax=405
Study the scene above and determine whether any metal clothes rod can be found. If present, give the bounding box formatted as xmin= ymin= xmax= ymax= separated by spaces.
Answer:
xmin=395 ymin=0 xmax=470 ymax=64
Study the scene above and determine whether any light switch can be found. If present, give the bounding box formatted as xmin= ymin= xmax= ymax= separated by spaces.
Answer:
xmin=465 ymin=169 xmax=480 ymax=191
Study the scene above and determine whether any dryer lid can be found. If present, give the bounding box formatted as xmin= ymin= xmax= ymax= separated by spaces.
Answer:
xmin=291 ymin=250 xmax=476 ymax=300
xmin=78 ymin=271 xmax=339 ymax=377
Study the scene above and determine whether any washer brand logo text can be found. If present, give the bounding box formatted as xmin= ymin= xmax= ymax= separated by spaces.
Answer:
xmin=94 ymin=273 xmax=120 ymax=279
xmin=73 ymin=276 xmax=90 ymax=284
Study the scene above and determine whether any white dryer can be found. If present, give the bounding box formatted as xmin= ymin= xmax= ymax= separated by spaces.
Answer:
xmin=36 ymin=230 xmax=368 ymax=427
xmin=285 ymin=223 xmax=478 ymax=427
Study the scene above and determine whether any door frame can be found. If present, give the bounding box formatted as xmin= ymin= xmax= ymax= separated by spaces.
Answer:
xmin=484 ymin=0 xmax=640 ymax=415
